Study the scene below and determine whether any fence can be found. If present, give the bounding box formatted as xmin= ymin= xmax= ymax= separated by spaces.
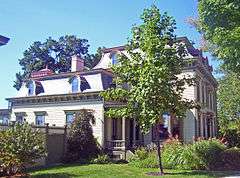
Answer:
xmin=0 ymin=124 xmax=68 ymax=165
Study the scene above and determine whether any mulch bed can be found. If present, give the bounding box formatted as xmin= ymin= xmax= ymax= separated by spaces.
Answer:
xmin=146 ymin=172 xmax=169 ymax=176
xmin=1 ymin=173 xmax=30 ymax=178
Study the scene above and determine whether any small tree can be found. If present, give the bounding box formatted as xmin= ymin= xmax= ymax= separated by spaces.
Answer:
xmin=66 ymin=109 xmax=99 ymax=162
xmin=0 ymin=123 xmax=46 ymax=176
xmin=101 ymin=5 xmax=195 ymax=175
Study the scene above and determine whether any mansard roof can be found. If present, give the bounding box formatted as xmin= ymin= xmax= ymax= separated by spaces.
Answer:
xmin=0 ymin=35 xmax=10 ymax=46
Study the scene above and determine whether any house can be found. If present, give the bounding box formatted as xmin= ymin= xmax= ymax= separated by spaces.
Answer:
xmin=6 ymin=37 xmax=217 ymax=158
xmin=0 ymin=35 xmax=10 ymax=124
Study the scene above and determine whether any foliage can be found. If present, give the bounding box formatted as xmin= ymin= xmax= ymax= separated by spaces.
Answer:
xmin=218 ymin=73 xmax=240 ymax=147
xmin=161 ymin=137 xmax=187 ymax=169
xmin=64 ymin=109 xmax=99 ymax=163
xmin=195 ymin=0 xmax=240 ymax=73
xmin=0 ymin=123 xmax=46 ymax=176
xmin=91 ymin=154 xmax=111 ymax=164
xmin=129 ymin=148 xmax=158 ymax=168
xmin=221 ymin=129 xmax=240 ymax=148
xmin=191 ymin=138 xmax=226 ymax=170
xmin=101 ymin=5 xmax=195 ymax=133
xmin=101 ymin=5 xmax=195 ymax=174
xmin=129 ymin=138 xmax=226 ymax=170
xmin=14 ymin=35 xmax=105 ymax=90
xmin=221 ymin=147 xmax=240 ymax=170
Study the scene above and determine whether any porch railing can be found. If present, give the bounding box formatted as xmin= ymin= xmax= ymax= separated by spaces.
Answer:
xmin=106 ymin=140 xmax=126 ymax=150
xmin=134 ymin=140 xmax=144 ymax=147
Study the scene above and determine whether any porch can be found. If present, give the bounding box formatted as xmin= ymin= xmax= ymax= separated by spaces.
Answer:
xmin=104 ymin=118 xmax=143 ymax=151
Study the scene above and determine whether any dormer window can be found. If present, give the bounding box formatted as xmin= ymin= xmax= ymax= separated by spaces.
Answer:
xmin=111 ymin=53 xmax=118 ymax=65
xmin=71 ymin=77 xmax=79 ymax=93
xmin=27 ymin=80 xmax=44 ymax=96
xmin=28 ymin=81 xmax=34 ymax=96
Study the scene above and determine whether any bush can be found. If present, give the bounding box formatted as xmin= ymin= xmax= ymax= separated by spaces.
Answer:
xmin=129 ymin=147 xmax=148 ymax=161
xmin=129 ymin=147 xmax=158 ymax=168
xmin=162 ymin=137 xmax=226 ymax=170
xmin=192 ymin=138 xmax=226 ymax=170
xmin=221 ymin=129 xmax=240 ymax=148
xmin=0 ymin=123 xmax=46 ymax=176
xmin=162 ymin=137 xmax=186 ymax=169
xmin=221 ymin=147 xmax=240 ymax=170
xmin=91 ymin=154 xmax=111 ymax=164
xmin=64 ymin=109 xmax=100 ymax=163
xmin=129 ymin=137 xmax=226 ymax=170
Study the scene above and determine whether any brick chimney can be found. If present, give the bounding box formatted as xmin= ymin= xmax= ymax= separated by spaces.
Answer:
xmin=71 ymin=55 xmax=84 ymax=72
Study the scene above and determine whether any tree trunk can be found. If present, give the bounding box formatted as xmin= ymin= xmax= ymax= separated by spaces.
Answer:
xmin=156 ymin=133 xmax=164 ymax=175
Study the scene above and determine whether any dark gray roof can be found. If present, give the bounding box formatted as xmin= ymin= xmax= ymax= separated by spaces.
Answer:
xmin=0 ymin=35 xmax=10 ymax=46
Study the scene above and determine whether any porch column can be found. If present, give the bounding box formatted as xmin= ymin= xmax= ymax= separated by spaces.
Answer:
xmin=122 ymin=117 xmax=126 ymax=148
xmin=133 ymin=118 xmax=136 ymax=146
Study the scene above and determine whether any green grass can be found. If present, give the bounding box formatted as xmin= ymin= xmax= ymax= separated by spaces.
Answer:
xmin=30 ymin=163 xmax=235 ymax=178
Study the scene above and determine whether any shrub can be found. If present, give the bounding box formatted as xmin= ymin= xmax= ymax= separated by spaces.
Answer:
xmin=192 ymin=138 xmax=226 ymax=170
xmin=162 ymin=137 xmax=186 ymax=169
xmin=221 ymin=147 xmax=240 ymax=170
xmin=91 ymin=154 xmax=111 ymax=164
xmin=221 ymin=129 xmax=240 ymax=148
xmin=0 ymin=123 xmax=46 ymax=176
xmin=129 ymin=147 xmax=158 ymax=168
xmin=64 ymin=109 xmax=100 ymax=163
xmin=129 ymin=147 xmax=149 ymax=161
xmin=129 ymin=137 xmax=226 ymax=170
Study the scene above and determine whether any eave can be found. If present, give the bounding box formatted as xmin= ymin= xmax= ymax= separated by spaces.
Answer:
xmin=6 ymin=91 xmax=103 ymax=106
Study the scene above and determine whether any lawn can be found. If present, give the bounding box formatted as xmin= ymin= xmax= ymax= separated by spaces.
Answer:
xmin=30 ymin=163 xmax=235 ymax=178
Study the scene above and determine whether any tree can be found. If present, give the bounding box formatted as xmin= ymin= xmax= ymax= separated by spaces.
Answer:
xmin=14 ymin=35 xmax=104 ymax=90
xmin=0 ymin=123 xmax=46 ymax=176
xmin=65 ymin=109 xmax=99 ymax=162
xmin=192 ymin=0 xmax=240 ymax=147
xmin=218 ymin=73 xmax=240 ymax=147
xmin=101 ymin=5 xmax=195 ymax=175
xmin=193 ymin=0 xmax=240 ymax=73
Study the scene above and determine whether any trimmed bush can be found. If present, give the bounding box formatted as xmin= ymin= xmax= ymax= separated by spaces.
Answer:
xmin=221 ymin=147 xmax=240 ymax=170
xmin=0 ymin=123 xmax=46 ymax=176
xmin=64 ymin=109 xmax=100 ymax=163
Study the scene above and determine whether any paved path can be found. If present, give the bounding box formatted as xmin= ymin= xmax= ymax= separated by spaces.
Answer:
xmin=223 ymin=173 xmax=240 ymax=178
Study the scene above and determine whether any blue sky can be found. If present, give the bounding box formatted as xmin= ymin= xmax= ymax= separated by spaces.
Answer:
xmin=0 ymin=0 xmax=218 ymax=108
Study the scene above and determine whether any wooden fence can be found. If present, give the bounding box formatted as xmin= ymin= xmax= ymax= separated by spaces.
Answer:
xmin=0 ymin=124 xmax=68 ymax=165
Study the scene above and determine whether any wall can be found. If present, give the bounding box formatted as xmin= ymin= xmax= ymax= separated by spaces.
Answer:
xmin=10 ymin=101 xmax=105 ymax=146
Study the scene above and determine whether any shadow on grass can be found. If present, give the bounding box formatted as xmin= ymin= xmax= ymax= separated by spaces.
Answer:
xmin=31 ymin=172 xmax=74 ymax=178
xmin=160 ymin=170 xmax=235 ymax=177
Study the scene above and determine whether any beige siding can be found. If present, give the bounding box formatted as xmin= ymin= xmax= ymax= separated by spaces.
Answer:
xmin=183 ymin=109 xmax=196 ymax=143
xmin=11 ymin=101 xmax=105 ymax=146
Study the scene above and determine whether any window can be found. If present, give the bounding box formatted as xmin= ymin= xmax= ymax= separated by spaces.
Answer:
xmin=152 ymin=113 xmax=170 ymax=140
xmin=111 ymin=53 xmax=118 ymax=65
xmin=28 ymin=81 xmax=34 ymax=96
xmin=196 ymin=83 xmax=200 ymax=102
xmin=66 ymin=112 xmax=75 ymax=125
xmin=0 ymin=116 xmax=8 ymax=125
xmin=71 ymin=77 xmax=79 ymax=93
xmin=202 ymin=84 xmax=205 ymax=104
xmin=35 ymin=113 xmax=45 ymax=126
xmin=16 ymin=115 xmax=23 ymax=124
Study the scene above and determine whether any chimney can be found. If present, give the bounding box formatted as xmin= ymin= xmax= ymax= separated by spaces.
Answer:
xmin=71 ymin=55 xmax=84 ymax=72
